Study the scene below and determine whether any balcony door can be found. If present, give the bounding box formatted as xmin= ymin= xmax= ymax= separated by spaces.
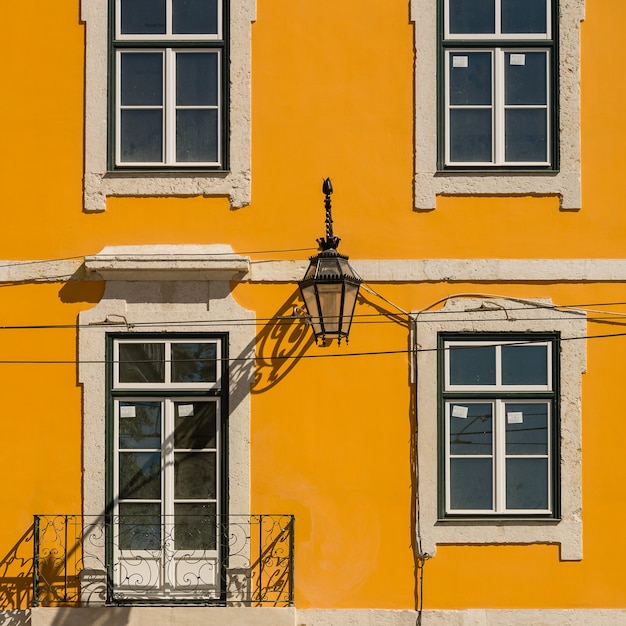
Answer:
xmin=109 ymin=336 xmax=226 ymax=601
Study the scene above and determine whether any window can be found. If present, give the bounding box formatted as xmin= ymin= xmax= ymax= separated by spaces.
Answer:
xmin=410 ymin=0 xmax=583 ymax=209
xmin=440 ymin=334 xmax=558 ymax=517
xmin=414 ymin=297 xmax=585 ymax=560
xmin=82 ymin=0 xmax=253 ymax=211
xmin=442 ymin=0 xmax=555 ymax=167
xmin=109 ymin=335 xmax=228 ymax=600
xmin=112 ymin=0 xmax=226 ymax=168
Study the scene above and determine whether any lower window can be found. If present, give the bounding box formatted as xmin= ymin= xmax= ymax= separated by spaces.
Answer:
xmin=108 ymin=334 xmax=227 ymax=601
xmin=440 ymin=333 xmax=559 ymax=518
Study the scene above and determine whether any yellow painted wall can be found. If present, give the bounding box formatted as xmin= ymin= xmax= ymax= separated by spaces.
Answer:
xmin=1 ymin=0 xmax=626 ymax=614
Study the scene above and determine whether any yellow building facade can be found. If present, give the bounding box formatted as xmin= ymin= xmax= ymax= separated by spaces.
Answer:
xmin=1 ymin=0 xmax=626 ymax=624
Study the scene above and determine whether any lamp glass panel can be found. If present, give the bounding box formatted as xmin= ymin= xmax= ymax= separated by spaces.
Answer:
xmin=300 ymin=283 xmax=323 ymax=336
xmin=317 ymin=258 xmax=342 ymax=278
xmin=316 ymin=283 xmax=343 ymax=334
xmin=341 ymin=283 xmax=359 ymax=333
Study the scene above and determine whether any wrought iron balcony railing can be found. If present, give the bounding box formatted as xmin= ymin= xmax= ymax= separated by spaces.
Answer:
xmin=33 ymin=514 xmax=294 ymax=607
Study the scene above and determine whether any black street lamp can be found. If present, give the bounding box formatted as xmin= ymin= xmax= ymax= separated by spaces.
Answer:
xmin=298 ymin=178 xmax=362 ymax=345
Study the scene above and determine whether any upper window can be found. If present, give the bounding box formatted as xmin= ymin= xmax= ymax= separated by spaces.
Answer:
xmin=441 ymin=0 xmax=556 ymax=168
xmin=112 ymin=0 xmax=226 ymax=169
xmin=440 ymin=334 xmax=559 ymax=517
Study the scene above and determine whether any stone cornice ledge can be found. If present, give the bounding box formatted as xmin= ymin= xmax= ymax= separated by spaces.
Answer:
xmin=84 ymin=245 xmax=250 ymax=281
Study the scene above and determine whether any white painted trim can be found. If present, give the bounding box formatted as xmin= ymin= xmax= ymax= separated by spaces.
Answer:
xmin=28 ymin=607 xmax=626 ymax=626
xmin=410 ymin=0 xmax=584 ymax=210
xmin=81 ymin=0 xmax=255 ymax=212
xmin=11 ymin=256 xmax=626 ymax=284
xmin=415 ymin=297 xmax=586 ymax=561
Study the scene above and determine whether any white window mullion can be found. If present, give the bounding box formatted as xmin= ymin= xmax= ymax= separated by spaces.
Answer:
xmin=495 ymin=0 xmax=502 ymax=36
xmin=494 ymin=399 xmax=506 ymax=512
xmin=494 ymin=49 xmax=505 ymax=165
xmin=165 ymin=0 xmax=173 ymax=35
xmin=165 ymin=49 xmax=176 ymax=165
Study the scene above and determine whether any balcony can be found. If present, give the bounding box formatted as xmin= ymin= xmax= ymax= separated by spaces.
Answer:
xmin=33 ymin=514 xmax=294 ymax=607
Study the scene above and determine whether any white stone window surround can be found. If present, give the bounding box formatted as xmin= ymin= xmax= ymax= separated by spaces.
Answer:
xmin=415 ymin=298 xmax=586 ymax=561
xmin=410 ymin=0 xmax=585 ymax=210
xmin=80 ymin=0 xmax=256 ymax=212
xmin=78 ymin=245 xmax=255 ymax=603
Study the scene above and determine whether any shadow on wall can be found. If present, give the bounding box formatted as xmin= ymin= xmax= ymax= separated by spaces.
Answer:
xmin=0 ymin=526 xmax=34 ymax=615
xmin=252 ymin=290 xmax=314 ymax=394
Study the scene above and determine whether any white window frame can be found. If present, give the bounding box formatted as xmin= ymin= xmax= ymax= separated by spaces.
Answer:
xmin=443 ymin=0 xmax=552 ymax=41
xmin=115 ymin=48 xmax=222 ymax=168
xmin=113 ymin=337 xmax=223 ymax=390
xmin=444 ymin=48 xmax=551 ymax=167
xmin=114 ymin=0 xmax=223 ymax=41
xmin=112 ymin=393 xmax=222 ymax=599
xmin=444 ymin=397 xmax=553 ymax=515
xmin=112 ymin=336 xmax=226 ymax=600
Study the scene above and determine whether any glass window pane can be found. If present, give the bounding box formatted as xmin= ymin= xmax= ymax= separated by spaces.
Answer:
xmin=505 ymin=52 xmax=547 ymax=105
xmin=118 ymin=503 xmax=161 ymax=550
xmin=174 ymin=452 xmax=216 ymax=499
xmin=502 ymin=343 xmax=548 ymax=385
xmin=120 ymin=0 xmax=166 ymax=35
xmin=502 ymin=0 xmax=547 ymax=34
xmin=175 ymin=502 xmax=217 ymax=550
xmin=505 ymin=402 xmax=549 ymax=455
xmin=119 ymin=451 xmax=161 ymax=499
xmin=173 ymin=0 xmax=219 ymax=35
xmin=177 ymin=53 xmax=218 ymax=106
xmin=118 ymin=343 xmax=165 ymax=383
xmin=449 ymin=458 xmax=493 ymax=510
xmin=449 ymin=403 xmax=493 ymax=455
xmin=121 ymin=53 xmax=163 ymax=106
xmin=171 ymin=342 xmax=218 ymax=383
xmin=449 ymin=344 xmax=496 ymax=385
xmin=449 ymin=109 xmax=493 ymax=163
xmin=176 ymin=109 xmax=219 ymax=162
xmin=449 ymin=52 xmax=492 ymax=106
xmin=119 ymin=401 xmax=162 ymax=449
xmin=120 ymin=110 xmax=164 ymax=163
xmin=449 ymin=0 xmax=495 ymax=34
xmin=505 ymin=108 xmax=547 ymax=162
xmin=506 ymin=458 xmax=549 ymax=509
xmin=175 ymin=401 xmax=217 ymax=449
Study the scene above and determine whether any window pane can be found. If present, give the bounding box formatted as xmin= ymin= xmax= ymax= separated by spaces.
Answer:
xmin=506 ymin=458 xmax=548 ymax=509
xmin=120 ymin=110 xmax=164 ymax=163
xmin=171 ymin=342 xmax=218 ymax=383
xmin=449 ymin=458 xmax=493 ymax=510
xmin=505 ymin=402 xmax=548 ymax=455
xmin=175 ymin=401 xmax=217 ymax=449
xmin=174 ymin=452 xmax=216 ymax=499
xmin=119 ymin=401 xmax=162 ymax=449
xmin=118 ymin=503 xmax=161 ymax=550
xmin=176 ymin=109 xmax=219 ymax=162
xmin=175 ymin=502 xmax=217 ymax=550
xmin=449 ymin=52 xmax=492 ymax=106
xmin=505 ymin=52 xmax=547 ymax=106
xmin=173 ymin=0 xmax=219 ymax=35
xmin=502 ymin=0 xmax=547 ymax=34
xmin=449 ymin=0 xmax=495 ymax=34
xmin=119 ymin=451 xmax=161 ymax=499
xmin=502 ymin=343 xmax=548 ymax=385
xmin=449 ymin=344 xmax=496 ymax=385
xmin=121 ymin=53 xmax=163 ymax=106
xmin=120 ymin=0 xmax=166 ymax=34
xmin=449 ymin=403 xmax=493 ymax=455
xmin=177 ymin=53 xmax=218 ymax=106
xmin=118 ymin=343 xmax=165 ymax=383
xmin=449 ymin=109 xmax=492 ymax=163
xmin=505 ymin=108 xmax=547 ymax=162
